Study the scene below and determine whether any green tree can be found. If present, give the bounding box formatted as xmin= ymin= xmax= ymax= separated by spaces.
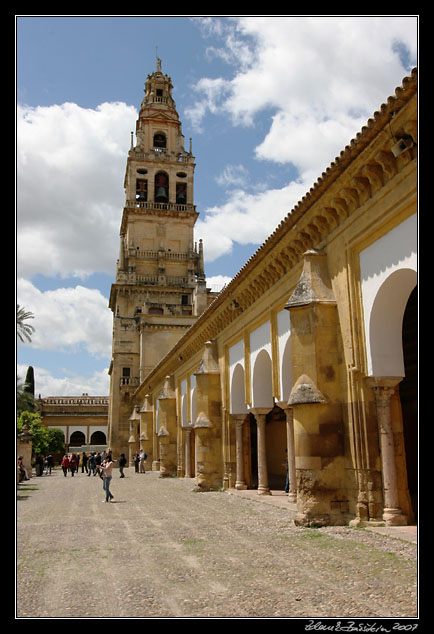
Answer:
xmin=17 ymin=305 xmax=35 ymax=343
xmin=17 ymin=376 xmax=34 ymax=415
xmin=17 ymin=411 xmax=65 ymax=456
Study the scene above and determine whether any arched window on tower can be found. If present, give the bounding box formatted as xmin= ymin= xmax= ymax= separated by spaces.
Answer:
xmin=155 ymin=172 xmax=169 ymax=203
xmin=153 ymin=133 xmax=166 ymax=149
xmin=136 ymin=178 xmax=147 ymax=202
xmin=176 ymin=182 xmax=187 ymax=204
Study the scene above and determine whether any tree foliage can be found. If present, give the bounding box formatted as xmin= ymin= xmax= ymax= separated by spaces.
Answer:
xmin=17 ymin=304 xmax=35 ymax=343
xmin=17 ymin=411 xmax=65 ymax=456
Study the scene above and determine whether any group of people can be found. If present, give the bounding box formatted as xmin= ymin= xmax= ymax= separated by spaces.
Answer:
xmin=132 ymin=450 xmax=147 ymax=473
xmin=19 ymin=448 xmax=146 ymax=504
xmin=60 ymin=449 xmax=124 ymax=503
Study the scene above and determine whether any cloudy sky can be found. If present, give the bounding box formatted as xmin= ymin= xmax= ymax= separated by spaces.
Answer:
xmin=16 ymin=15 xmax=418 ymax=397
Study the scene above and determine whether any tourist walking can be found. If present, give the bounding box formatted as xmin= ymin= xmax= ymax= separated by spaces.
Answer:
xmin=87 ymin=452 xmax=96 ymax=476
xmin=97 ymin=457 xmax=114 ymax=502
xmin=61 ymin=454 xmax=70 ymax=477
xmin=95 ymin=452 xmax=102 ymax=478
xmin=119 ymin=453 xmax=127 ymax=478
xmin=82 ymin=452 xmax=88 ymax=473
xmin=133 ymin=452 xmax=140 ymax=473
xmin=70 ymin=454 xmax=78 ymax=476
xmin=139 ymin=450 xmax=147 ymax=473
xmin=45 ymin=454 xmax=54 ymax=475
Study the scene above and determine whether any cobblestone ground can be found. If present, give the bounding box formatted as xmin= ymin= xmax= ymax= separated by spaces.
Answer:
xmin=17 ymin=468 xmax=418 ymax=619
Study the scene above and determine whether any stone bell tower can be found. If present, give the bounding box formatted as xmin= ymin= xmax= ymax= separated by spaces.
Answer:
xmin=108 ymin=59 xmax=213 ymax=458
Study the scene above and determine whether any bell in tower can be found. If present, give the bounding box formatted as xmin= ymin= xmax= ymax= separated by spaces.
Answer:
xmin=155 ymin=172 xmax=169 ymax=203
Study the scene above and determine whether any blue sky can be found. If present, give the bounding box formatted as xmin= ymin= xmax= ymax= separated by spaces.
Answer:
xmin=16 ymin=15 xmax=418 ymax=397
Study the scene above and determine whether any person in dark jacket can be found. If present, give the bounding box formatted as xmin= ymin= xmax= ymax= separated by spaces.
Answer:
xmin=87 ymin=452 xmax=96 ymax=476
xmin=119 ymin=453 xmax=127 ymax=478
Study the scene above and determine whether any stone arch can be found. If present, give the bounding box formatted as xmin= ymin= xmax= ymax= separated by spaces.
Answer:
xmin=368 ymin=268 xmax=417 ymax=377
xmin=154 ymin=171 xmax=169 ymax=203
xmin=69 ymin=430 xmax=86 ymax=447
xmin=181 ymin=392 xmax=188 ymax=426
xmin=252 ymin=349 xmax=273 ymax=409
xmin=191 ymin=386 xmax=197 ymax=425
xmin=90 ymin=430 xmax=106 ymax=445
xmin=230 ymin=363 xmax=248 ymax=414
xmin=280 ymin=336 xmax=293 ymax=403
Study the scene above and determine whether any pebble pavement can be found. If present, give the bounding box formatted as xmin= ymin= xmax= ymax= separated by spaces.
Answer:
xmin=16 ymin=467 xmax=418 ymax=619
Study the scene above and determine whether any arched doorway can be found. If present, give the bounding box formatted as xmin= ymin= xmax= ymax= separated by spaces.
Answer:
xmin=399 ymin=285 xmax=418 ymax=520
xmin=69 ymin=431 xmax=86 ymax=447
xmin=265 ymin=405 xmax=287 ymax=490
xmin=90 ymin=430 xmax=107 ymax=445
xmin=368 ymin=268 xmax=417 ymax=523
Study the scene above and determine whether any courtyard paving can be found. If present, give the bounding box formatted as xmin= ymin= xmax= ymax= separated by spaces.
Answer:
xmin=16 ymin=467 xmax=418 ymax=619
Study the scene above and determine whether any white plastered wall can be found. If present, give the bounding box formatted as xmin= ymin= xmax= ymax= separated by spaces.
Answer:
xmin=359 ymin=214 xmax=417 ymax=377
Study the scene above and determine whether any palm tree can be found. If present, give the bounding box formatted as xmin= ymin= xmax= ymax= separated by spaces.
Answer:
xmin=17 ymin=305 xmax=35 ymax=343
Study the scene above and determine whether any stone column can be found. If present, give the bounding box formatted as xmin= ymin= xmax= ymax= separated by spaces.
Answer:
xmin=285 ymin=249 xmax=346 ymax=527
xmin=366 ymin=377 xmax=407 ymax=526
xmin=193 ymin=341 xmax=223 ymax=491
xmin=139 ymin=395 xmax=153 ymax=470
xmin=128 ymin=407 xmax=140 ymax=466
xmin=18 ymin=424 xmax=33 ymax=479
xmin=233 ymin=414 xmax=248 ymax=490
xmin=183 ymin=425 xmax=193 ymax=477
xmin=278 ymin=403 xmax=297 ymax=502
xmin=250 ymin=408 xmax=271 ymax=495
xmin=157 ymin=376 xmax=177 ymax=477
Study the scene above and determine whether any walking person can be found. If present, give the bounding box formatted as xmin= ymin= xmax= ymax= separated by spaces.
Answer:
xmin=118 ymin=453 xmax=127 ymax=478
xmin=133 ymin=452 xmax=140 ymax=473
xmin=61 ymin=454 xmax=70 ymax=477
xmin=70 ymin=453 xmax=78 ymax=476
xmin=95 ymin=452 xmax=102 ymax=477
xmin=45 ymin=454 xmax=54 ymax=475
xmin=97 ymin=457 xmax=114 ymax=502
xmin=87 ymin=452 xmax=96 ymax=476
xmin=82 ymin=452 xmax=88 ymax=473
xmin=139 ymin=450 xmax=147 ymax=473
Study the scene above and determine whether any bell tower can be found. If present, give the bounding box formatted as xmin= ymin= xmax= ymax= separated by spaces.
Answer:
xmin=108 ymin=59 xmax=212 ymax=458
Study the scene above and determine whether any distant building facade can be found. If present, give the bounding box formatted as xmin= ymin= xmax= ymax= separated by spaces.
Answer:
xmin=110 ymin=63 xmax=417 ymax=528
xmin=37 ymin=394 xmax=109 ymax=450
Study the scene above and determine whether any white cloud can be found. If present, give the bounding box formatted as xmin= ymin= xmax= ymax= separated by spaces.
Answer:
xmin=17 ymin=278 xmax=112 ymax=359
xmin=17 ymin=363 xmax=110 ymax=398
xmin=17 ymin=101 xmax=137 ymax=279
xmin=215 ymin=164 xmax=249 ymax=188
xmin=199 ymin=179 xmax=315 ymax=262
xmin=189 ymin=16 xmax=417 ymax=261
xmin=206 ymin=274 xmax=232 ymax=292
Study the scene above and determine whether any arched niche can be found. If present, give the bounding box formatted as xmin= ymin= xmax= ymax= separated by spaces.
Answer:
xmin=230 ymin=363 xmax=248 ymax=414
xmin=252 ymin=349 xmax=273 ymax=409
xmin=368 ymin=268 xmax=417 ymax=377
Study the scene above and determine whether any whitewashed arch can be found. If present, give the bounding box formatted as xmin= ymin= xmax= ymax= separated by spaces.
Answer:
xmin=180 ymin=379 xmax=188 ymax=425
xmin=277 ymin=309 xmax=292 ymax=402
xmin=369 ymin=268 xmax=417 ymax=377
xmin=67 ymin=426 xmax=88 ymax=443
xmin=252 ymin=349 xmax=273 ymax=409
xmin=360 ymin=214 xmax=417 ymax=377
xmin=230 ymin=363 xmax=248 ymax=414
xmin=190 ymin=374 xmax=197 ymax=425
